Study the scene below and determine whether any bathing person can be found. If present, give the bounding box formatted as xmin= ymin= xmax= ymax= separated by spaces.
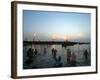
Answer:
xmin=27 ymin=48 xmax=33 ymax=58
xmin=84 ymin=49 xmax=88 ymax=61
xmin=53 ymin=49 xmax=57 ymax=58
xmin=25 ymin=48 xmax=33 ymax=65
xmin=52 ymin=48 xmax=55 ymax=56
xmin=34 ymin=48 xmax=38 ymax=55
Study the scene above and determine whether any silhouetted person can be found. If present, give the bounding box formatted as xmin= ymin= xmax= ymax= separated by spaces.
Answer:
xmin=53 ymin=49 xmax=57 ymax=58
xmin=25 ymin=48 xmax=33 ymax=65
xmin=27 ymin=48 xmax=33 ymax=58
xmin=34 ymin=49 xmax=38 ymax=55
xmin=52 ymin=48 xmax=55 ymax=56
xmin=84 ymin=50 xmax=88 ymax=61
xmin=71 ymin=53 xmax=76 ymax=66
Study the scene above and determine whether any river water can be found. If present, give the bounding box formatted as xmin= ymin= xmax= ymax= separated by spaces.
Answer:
xmin=23 ymin=44 xmax=91 ymax=69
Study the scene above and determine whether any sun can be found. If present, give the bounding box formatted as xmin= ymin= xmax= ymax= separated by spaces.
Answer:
xmin=51 ymin=33 xmax=68 ymax=41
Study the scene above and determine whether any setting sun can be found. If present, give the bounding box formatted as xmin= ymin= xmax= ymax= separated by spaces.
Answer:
xmin=51 ymin=33 xmax=67 ymax=41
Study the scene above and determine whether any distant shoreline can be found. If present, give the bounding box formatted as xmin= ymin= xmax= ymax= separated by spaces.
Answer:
xmin=23 ymin=41 xmax=90 ymax=46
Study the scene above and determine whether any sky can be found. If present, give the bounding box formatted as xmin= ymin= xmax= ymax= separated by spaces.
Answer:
xmin=23 ymin=10 xmax=91 ymax=42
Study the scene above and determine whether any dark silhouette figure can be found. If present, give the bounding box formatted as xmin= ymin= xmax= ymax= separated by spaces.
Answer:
xmin=25 ymin=48 xmax=33 ymax=65
xmin=52 ymin=48 xmax=57 ymax=61
xmin=53 ymin=49 xmax=57 ymax=58
xmin=84 ymin=50 xmax=88 ymax=61
xmin=34 ymin=49 xmax=38 ymax=55
xmin=52 ymin=48 xmax=55 ymax=56
xmin=27 ymin=48 xmax=33 ymax=58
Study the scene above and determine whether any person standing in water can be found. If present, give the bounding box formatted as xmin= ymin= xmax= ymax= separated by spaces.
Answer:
xmin=34 ymin=48 xmax=38 ymax=55
xmin=25 ymin=48 xmax=34 ymax=65
xmin=84 ymin=49 xmax=88 ymax=61
xmin=27 ymin=48 xmax=33 ymax=58
xmin=52 ymin=48 xmax=55 ymax=56
xmin=53 ymin=49 xmax=57 ymax=58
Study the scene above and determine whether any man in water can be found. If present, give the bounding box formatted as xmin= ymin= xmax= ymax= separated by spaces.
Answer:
xmin=53 ymin=49 xmax=57 ymax=58
xmin=27 ymin=48 xmax=33 ymax=58
xmin=52 ymin=48 xmax=55 ymax=56
xmin=34 ymin=48 xmax=38 ymax=55
xmin=84 ymin=49 xmax=88 ymax=61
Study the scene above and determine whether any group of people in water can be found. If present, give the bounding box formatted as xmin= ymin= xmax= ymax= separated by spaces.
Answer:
xmin=26 ymin=47 xmax=63 ymax=67
xmin=24 ymin=48 xmax=38 ymax=65
xmin=67 ymin=48 xmax=89 ymax=66
xmin=51 ymin=48 xmax=63 ymax=67
xmin=27 ymin=48 xmax=38 ymax=58
xmin=25 ymin=46 xmax=89 ymax=68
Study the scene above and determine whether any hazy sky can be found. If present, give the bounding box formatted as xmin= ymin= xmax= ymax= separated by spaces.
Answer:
xmin=23 ymin=10 xmax=91 ymax=42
